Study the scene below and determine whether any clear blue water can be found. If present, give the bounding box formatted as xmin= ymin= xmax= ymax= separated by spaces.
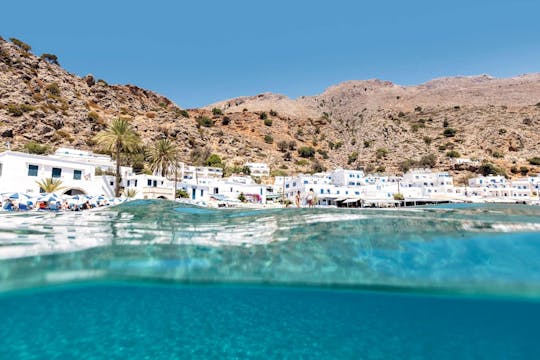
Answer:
xmin=1 ymin=201 xmax=540 ymax=358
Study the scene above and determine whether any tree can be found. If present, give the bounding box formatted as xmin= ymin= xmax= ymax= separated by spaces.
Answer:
xmin=36 ymin=178 xmax=64 ymax=193
xmin=147 ymin=139 xmax=177 ymax=177
xmin=40 ymin=53 xmax=59 ymax=65
xmin=206 ymin=153 xmax=223 ymax=167
xmin=94 ymin=118 xmax=141 ymax=197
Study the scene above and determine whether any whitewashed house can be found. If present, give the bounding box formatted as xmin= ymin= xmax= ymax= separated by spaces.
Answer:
xmin=180 ymin=176 xmax=267 ymax=203
xmin=0 ymin=150 xmax=118 ymax=196
xmin=123 ymin=174 xmax=175 ymax=200
xmin=245 ymin=162 xmax=270 ymax=177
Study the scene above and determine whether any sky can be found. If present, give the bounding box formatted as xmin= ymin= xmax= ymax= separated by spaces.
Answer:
xmin=2 ymin=0 xmax=540 ymax=108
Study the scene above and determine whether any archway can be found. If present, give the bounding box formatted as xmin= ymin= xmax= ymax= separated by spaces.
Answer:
xmin=63 ymin=188 xmax=87 ymax=196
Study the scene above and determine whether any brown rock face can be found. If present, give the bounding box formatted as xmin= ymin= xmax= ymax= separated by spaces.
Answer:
xmin=1 ymin=36 xmax=540 ymax=178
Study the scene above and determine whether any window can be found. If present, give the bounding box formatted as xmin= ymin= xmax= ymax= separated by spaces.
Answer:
xmin=52 ymin=167 xmax=62 ymax=178
xmin=147 ymin=179 xmax=152 ymax=186
xmin=127 ymin=180 xmax=131 ymax=187
xmin=153 ymin=180 xmax=157 ymax=187
xmin=73 ymin=170 xmax=82 ymax=180
xmin=28 ymin=165 xmax=38 ymax=177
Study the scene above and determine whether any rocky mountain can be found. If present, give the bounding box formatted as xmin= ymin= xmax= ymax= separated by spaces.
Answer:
xmin=1 ymin=35 xmax=540 ymax=182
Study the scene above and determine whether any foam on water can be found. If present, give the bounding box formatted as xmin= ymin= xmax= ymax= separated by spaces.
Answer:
xmin=1 ymin=201 xmax=540 ymax=297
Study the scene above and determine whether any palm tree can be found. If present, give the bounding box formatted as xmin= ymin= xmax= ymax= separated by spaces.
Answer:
xmin=36 ymin=178 xmax=65 ymax=193
xmin=123 ymin=188 xmax=137 ymax=199
xmin=94 ymin=118 xmax=140 ymax=197
xmin=147 ymin=139 xmax=177 ymax=177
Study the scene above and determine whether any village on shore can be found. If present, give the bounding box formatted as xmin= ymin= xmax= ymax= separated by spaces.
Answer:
xmin=1 ymin=146 xmax=540 ymax=211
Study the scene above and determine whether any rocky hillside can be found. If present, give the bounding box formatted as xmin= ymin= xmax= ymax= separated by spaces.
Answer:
xmin=1 ymin=36 xmax=540 ymax=182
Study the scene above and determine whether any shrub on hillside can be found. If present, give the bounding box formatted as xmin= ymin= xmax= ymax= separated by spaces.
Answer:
xmin=264 ymin=134 xmax=273 ymax=144
xmin=269 ymin=109 xmax=278 ymax=116
xmin=196 ymin=116 xmax=214 ymax=127
xmin=348 ymin=151 xmax=358 ymax=165
xmin=446 ymin=150 xmax=460 ymax=158
xmin=443 ymin=128 xmax=456 ymax=137
xmin=264 ymin=118 xmax=273 ymax=126
xmin=259 ymin=112 xmax=268 ymax=120
xmin=478 ymin=162 xmax=506 ymax=177
xmin=222 ymin=116 xmax=230 ymax=125
xmin=277 ymin=140 xmax=288 ymax=152
xmin=9 ymin=37 xmax=31 ymax=52
xmin=298 ymin=146 xmax=315 ymax=158
xmin=212 ymin=108 xmax=223 ymax=115
xmin=24 ymin=141 xmax=49 ymax=155
xmin=528 ymin=157 xmax=540 ymax=166
xmin=46 ymin=83 xmax=61 ymax=97
xmin=419 ymin=154 xmax=437 ymax=168
xmin=376 ymin=148 xmax=388 ymax=159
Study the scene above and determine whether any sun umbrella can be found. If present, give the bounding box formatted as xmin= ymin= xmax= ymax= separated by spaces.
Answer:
xmin=5 ymin=192 xmax=31 ymax=201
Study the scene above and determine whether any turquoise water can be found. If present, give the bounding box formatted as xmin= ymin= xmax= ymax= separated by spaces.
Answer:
xmin=1 ymin=201 xmax=540 ymax=358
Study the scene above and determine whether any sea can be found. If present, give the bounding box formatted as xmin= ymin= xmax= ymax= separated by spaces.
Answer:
xmin=0 ymin=201 xmax=539 ymax=359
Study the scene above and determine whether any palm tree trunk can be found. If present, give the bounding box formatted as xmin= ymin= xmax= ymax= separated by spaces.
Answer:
xmin=115 ymin=142 xmax=121 ymax=197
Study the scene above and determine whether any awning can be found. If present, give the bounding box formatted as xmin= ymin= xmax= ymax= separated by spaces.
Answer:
xmin=343 ymin=198 xmax=360 ymax=204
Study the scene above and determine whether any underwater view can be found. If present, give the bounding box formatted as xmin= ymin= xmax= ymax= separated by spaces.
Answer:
xmin=1 ymin=201 xmax=540 ymax=358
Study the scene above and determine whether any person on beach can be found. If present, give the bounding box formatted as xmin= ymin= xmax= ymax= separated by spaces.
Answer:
xmin=306 ymin=188 xmax=315 ymax=208
xmin=295 ymin=191 xmax=301 ymax=207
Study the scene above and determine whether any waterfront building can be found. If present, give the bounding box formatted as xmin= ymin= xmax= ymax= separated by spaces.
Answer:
xmin=0 ymin=150 xmax=120 ymax=196
xmin=245 ymin=162 xmax=270 ymax=177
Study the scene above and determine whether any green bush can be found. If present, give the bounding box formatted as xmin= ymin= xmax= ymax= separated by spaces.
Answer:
xmin=24 ymin=141 xmax=49 ymax=155
xmin=317 ymin=149 xmax=329 ymax=159
xmin=528 ymin=157 xmax=540 ymax=165
xmin=46 ymin=83 xmax=61 ymax=97
xmin=419 ymin=154 xmax=437 ymax=168
xmin=478 ymin=163 xmax=506 ymax=177
xmin=222 ymin=116 xmax=230 ymax=125
xmin=423 ymin=136 xmax=432 ymax=145
xmin=176 ymin=109 xmax=189 ymax=118
xmin=264 ymin=134 xmax=273 ymax=144
xmin=288 ymin=141 xmax=297 ymax=150
xmin=443 ymin=128 xmax=456 ymax=137
xmin=259 ymin=112 xmax=268 ymax=120
xmin=9 ymin=37 xmax=31 ymax=52
xmin=205 ymin=153 xmax=223 ymax=167
xmin=212 ymin=108 xmax=223 ymax=115
xmin=334 ymin=141 xmax=343 ymax=149
xmin=492 ymin=151 xmax=503 ymax=158
xmin=6 ymin=103 xmax=34 ymax=116
xmin=196 ymin=116 xmax=214 ymax=127
xmin=376 ymin=148 xmax=388 ymax=159
xmin=176 ymin=189 xmax=189 ymax=198
xmin=348 ymin=151 xmax=358 ymax=165
xmin=269 ymin=109 xmax=278 ymax=116
xmin=264 ymin=118 xmax=273 ymax=126
xmin=446 ymin=150 xmax=460 ymax=158
xmin=277 ymin=140 xmax=288 ymax=152
xmin=298 ymin=146 xmax=315 ymax=158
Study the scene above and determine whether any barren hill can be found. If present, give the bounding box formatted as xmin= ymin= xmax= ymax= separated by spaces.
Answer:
xmin=1 ymin=36 xmax=540 ymax=182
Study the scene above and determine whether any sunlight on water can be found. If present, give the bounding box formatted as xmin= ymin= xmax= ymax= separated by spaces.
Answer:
xmin=1 ymin=201 xmax=540 ymax=297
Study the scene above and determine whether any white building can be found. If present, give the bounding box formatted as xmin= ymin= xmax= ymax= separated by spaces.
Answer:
xmin=245 ymin=162 xmax=270 ymax=177
xmin=180 ymin=176 xmax=267 ymax=203
xmin=330 ymin=168 xmax=365 ymax=186
xmin=0 ymin=150 xmax=117 ymax=196
xmin=124 ymin=174 xmax=175 ymax=200
xmin=177 ymin=163 xmax=223 ymax=179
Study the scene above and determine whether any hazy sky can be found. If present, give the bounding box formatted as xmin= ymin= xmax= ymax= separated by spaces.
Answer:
xmin=2 ymin=0 xmax=539 ymax=108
